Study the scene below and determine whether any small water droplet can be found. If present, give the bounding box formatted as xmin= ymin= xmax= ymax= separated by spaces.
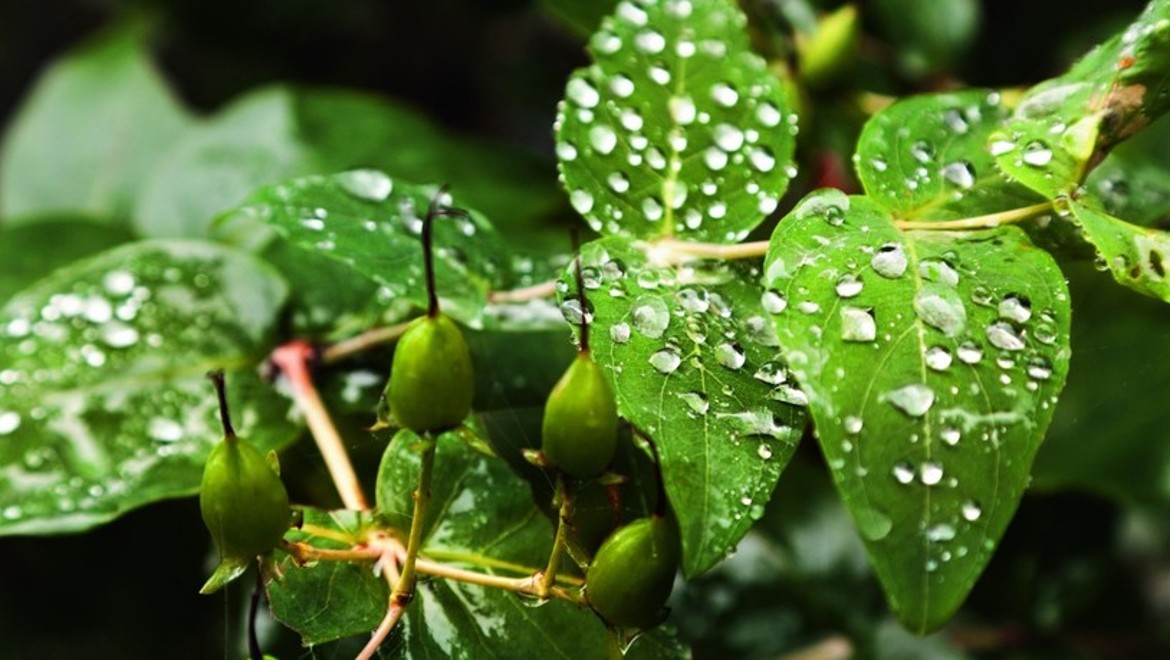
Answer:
xmin=872 ymin=244 xmax=908 ymax=278
xmin=893 ymin=462 xmax=915 ymax=484
xmin=610 ymin=322 xmax=631 ymax=344
xmin=957 ymin=341 xmax=983 ymax=364
xmin=844 ymin=415 xmax=863 ymax=434
xmin=635 ymin=29 xmax=666 ymax=54
xmin=1026 ymin=356 xmax=1053 ymax=381
xmin=714 ymin=342 xmax=746 ymax=370
xmin=713 ymin=124 xmax=745 ymax=152
xmin=631 ymin=297 xmax=670 ymax=338
xmin=570 ymin=189 xmax=594 ymax=215
xmin=567 ymin=77 xmax=600 ymax=108
xmin=840 ymin=307 xmax=876 ymax=342
xmin=986 ymin=321 xmax=1026 ymax=351
xmin=927 ymin=523 xmax=956 ymax=542
xmin=886 ymin=384 xmax=935 ymax=417
xmin=610 ymin=74 xmax=635 ymax=98
xmin=911 ymin=140 xmax=935 ymax=163
xmin=925 ymin=346 xmax=953 ymax=371
xmin=941 ymin=427 xmax=961 ymax=446
xmin=998 ymin=294 xmax=1032 ymax=323
xmin=962 ymin=500 xmax=983 ymax=521
xmin=941 ymin=161 xmax=976 ymax=189
xmin=0 ymin=410 xmax=21 ymax=435
xmin=649 ymin=347 xmax=682 ymax=374
xmin=338 ymin=169 xmax=393 ymax=202
xmin=678 ymin=391 xmax=709 ymax=414
xmin=1022 ymin=140 xmax=1053 ymax=167
xmin=589 ymin=125 xmax=618 ymax=155
xmin=914 ymin=285 xmax=967 ymax=337
xmin=835 ymin=274 xmax=863 ymax=298
xmin=761 ymin=290 xmax=787 ymax=314
xmin=757 ymin=443 xmax=773 ymax=459
xmin=919 ymin=461 xmax=944 ymax=485
xmin=710 ymin=82 xmax=738 ymax=107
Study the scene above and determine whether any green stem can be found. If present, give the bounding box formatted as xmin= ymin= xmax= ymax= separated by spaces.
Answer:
xmin=894 ymin=201 xmax=1053 ymax=231
xmin=393 ymin=437 xmax=436 ymax=604
xmin=539 ymin=475 xmax=572 ymax=597
xmin=320 ymin=320 xmax=412 ymax=365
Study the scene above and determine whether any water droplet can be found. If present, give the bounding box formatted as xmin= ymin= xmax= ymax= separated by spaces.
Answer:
xmin=871 ymin=244 xmax=908 ymax=278
xmin=844 ymin=415 xmax=863 ymax=434
xmin=147 ymin=417 xmax=184 ymax=443
xmin=338 ymin=169 xmax=393 ymax=202
xmin=3 ymin=505 xmax=22 ymax=520
xmin=560 ymin=299 xmax=592 ymax=326
xmin=753 ymin=361 xmax=787 ymax=385
xmin=631 ymin=297 xmax=670 ymax=338
xmin=649 ymin=348 xmax=682 ymax=374
xmin=620 ymin=108 xmax=644 ymax=131
xmin=0 ymin=410 xmax=21 ymax=435
xmin=835 ymin=274 xmax=863 ymax=298
xmin=893 ymin=462 xmax=915 ymax=484
xmin=756 ymin=102 xmax=781 ymax=127
xmin=956 ymin=341 xmax=983 ymax=364
xmin=914 ymin=285 xmax=967 ymax=337
xmin=670 ymin=96 xmax=697 ymax=125
xmin=924 ymin=346 xmax=952 ymax=371
xmin=704 ymin=147 xmax=728 ymax=170
xmin=610 ymin=322 xmax=631 ymax=344
xmin=570 ymin=189 xmax=594 ymax=215
xmin=642 ymin=197 xmax=664 ymax=222
xmin=607 ymin=172 xmax=631 ymax=194
xmin=589 ymin=125 xmax=617 ymax=155
xmin=911 ymin=140 xmax=934 ymax=163
xmin=567 ymin=77 xmax=600 ymax=108
xmin=556 ymin=141 xmax=578 ymax=161
xmin=1022 ymin=140 xmax=1053 ymax=166
xmin=986 ymin=321 xmax=1026 ymax=351
xmin=961 ymin=500 xmax=983 ymax=521
xmin=797 ymin=300 xmax=820 ymax=314
xmin=714 ymin=342 xmax=746 ymax=370
xmin=710 ymin=82 xmax=738 ymax=107
xmin=941 ymin=427 xmax=961 ymax=446
xmin=713 ymin=124 xmax=744 ymax=151
xmin=635 ymin=30 xmax=666 ymax=54
xmin=678 ymin=391 xmax=709 ymax=414
xmin=857 ymin=508 xmax=893 ymax=541
xmin=941 ymin=161 xmax=976 ymax=189
xmin=942 ymin=108 xmax=970 ymax=134
xmin=616 ymin=1 xmax=648 ymax=25
xmin=998 ymin=294 xmax=1032 ymax=323
xmin=840 ymin=307 xmax=876 ymax=342
xmin=771 ymin=384 xmax=808 ymax=407
xmin=919 ymin=461 xmax=944 ymax=485
xmin=1026 ymin=356 xmax=1053 ymax=380
xmin=757 ymin=443 xmax=773 ymax=459
xmin=886 ymin=384 xmax=935 ymax=417
xmin=610 ymin=74 xmax=635 ymax=98
xmin=748 ymin=147 xmax=776 ymax=173
xmin=919 ymin=259 xmax=960 ymax=286
xmin=300 ymin=217 xmax=325 ymax=231
xmin=927 ymin=523 xmax=956 ymax=542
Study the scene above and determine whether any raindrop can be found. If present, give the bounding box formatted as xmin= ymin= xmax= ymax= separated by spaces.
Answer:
xmin=753 ymin=361 xmax=787 ymax=385
xmin=835 ymin=274 xmax=863 ymax=298
xmin=919 ymin=258 xmax=959 ymax=286
xmin=757 ymin=444 xmax=773 ymax=459
xmin=748 ymin=147 xmax=776 ymax=173
xmin=962 ymin=500 xmax=983 ymax=522
xmin=941 ymin=161 xmax=976 ymax=189
xmin=589 ymin=125 xmax=618 ymax=155
xmin=620 ymin=109 xmax=644 ymax=131
xmin=990 ymin=140 xmax=1015 ymax=156
xmin=670 ymin=96 xmax=697 ymax=125
xmin=0 ymin=411 xmax=21 ymax=435
xmin=893 ymin=462 xmax=915 ymax=484
xmin=1026 ymin=356 xmax=1053 ymax=380
xmin=635 ymin=30 xmax=666 ymax=54
xmin=713 ymin=124 xmax=745 ymax=152
xmin=3 ymin=505 xmax=21 ymax=520
xmin=607 ymin=172 xmax=630 ymax=193
xmin=986 ymin=321 xmax=1026 ymax=351
xmin=844 ymin=416 xmax=863 ymax=434
xmin=772 ymin=384 xmax=808 ymax=407
xmin=956 ymin=341 xmax=983 ymax=364
xmin=919 ymin=461 xmax=944 ymax=485
xmin=567 ymin=78 xmax=600 ymax=108
xmin=631 ymin=297 xmax=670 ymax=338
xmin=649 ymin=65 xmax=671 ymax=85
xmin=714 ymin=342 xmax=746 ymax=370
xmin=679 ymin=391 xmax=710 ymax=415
xmin=710 ymin=82 xmax=738 ymax=107
xmin=914 ymin=285 xmax=967 ymax=336
xmin=338 ymin=169 xmax=393 ymax=202
xmin=927 ymin=523 xmax=956 ymax=542
xmin=886 ymin=384 xmax=935 ymax=417
xmin=100 ymin=324 xmax=139 ymax=348
xmin=756 ymin=102 xmax=782 ymax=127
xmin=871 ymin=244 xmax=908 ymax=278
xmin=704 ymin=147 xmax=729 ymax=170
xmin=925 ymin=346 xmax=953 ymax=371
xmin=570 ymin=189 xmax=594 ymax=214
xmin=840 ymin=307 xmax=876 ymax=342
xmin=610 ymin=74 xmax=635 ymax=98
xmin=300 ymin=217 xmax=325 ymax=231
xmin=911 ymin=140 xmax=934 ymax=163
xmin=970 ymin=286 xmax=993 ymax=306
xmin=1022 ymin=141 xmax=1053 ymax=167
xmin=560 ymin=299 xmax=593 ymax=326
xmin=998 ymin=294 xmax=1032 ymax=323
xmin=147 ymin=417 xmax=184 ymax=443
xmin=942 ymin=108 xmax=970 ymax=134
xmin=797 ymin=301 xmax=821 ymax=315
xmin=616 ymin=1 xmax=648 ymax=25
xmin=941 ymin=427 xmax=961 ymax=446
xmin=610 ymin=322 xmax=631 ymax=344
xmin=649 ymin=348 xmax=682 ymax=374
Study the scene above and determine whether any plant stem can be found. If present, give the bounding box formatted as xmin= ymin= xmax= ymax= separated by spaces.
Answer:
xmin=393 ymin=438 xmax=435 ymax=602
xmin=283 ymin=540 xmax=381 ymax=563
xmin=654 ymin=237 xmax=770 ymax=261
xmin=539 ymin=475 xmax=571 ymax=598
xmin=357 ymin=600 xmax=406 ymax=660
xmin=488 ymin=280 xmax=558 ymax=303
xmin=894 ymin=202 xmax=1052 ymax=231
xmin=269 ymin=341 xmax=369 ymax=511
xmin=320 ymin=320 xmax=412 ymax=365
xmin=411 ymin=556 xmax=585 ymax=604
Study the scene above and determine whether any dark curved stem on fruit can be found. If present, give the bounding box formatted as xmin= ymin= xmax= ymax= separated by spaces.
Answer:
xmin=633 ymin=427 xmax=669 ymax=518
xmin=206 ymin=370 xmax=236 ymax=441
xmin=247 ymin=570 xmax=264 ymax=660
xmin=571 ymin=230 xmax=591 ymax=353
xmin=422 ymin=184 xmax=471 ymax=318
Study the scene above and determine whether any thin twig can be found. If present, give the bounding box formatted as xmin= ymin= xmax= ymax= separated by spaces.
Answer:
xmin=539 ymin=475 xmax=571 ymax=597
xmin=411 ymin=556 xmax=585 ymax=604
xmin=320 ymin=321 xmax=412 ymax=365
xmin=488 ymin=280 xmax=558 ymax=303
xmin=269 ymin=341 xmax=369 ymax=511
xmin=283 ymin=540 xmax=381 ymax=563
xmin=357 ymin=600 xmax=407 ymax=660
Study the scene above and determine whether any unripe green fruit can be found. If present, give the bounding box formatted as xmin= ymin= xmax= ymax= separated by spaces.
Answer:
xmin=200 ymin=436 xmax=290 ymax=560
xmin=586 ymin=515 xmax=680 ymax=629
xmin=541 ymin=352 xmax=618 ymax=478
xmin=388 ymin=313 xmax=474 ymax=433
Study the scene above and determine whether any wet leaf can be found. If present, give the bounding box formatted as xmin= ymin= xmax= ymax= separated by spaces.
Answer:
xmin=0 ymin=25 xmax=193 ymax=222
xmin=871 ymin=0 xmax=980 ymax=77
xmin=0 ymin=218 xmax=134 ymax=305
xmin=855 ymin=90 xmax=1041 ymax=220
xmin=560 ymin=236 xmax=805 ymax=576
xmin=1083 ymin=114 xmax=1170 ymax=228
xmin=763 ymin=190 xmax=1072 ymax=632
xmin=228 ymin=171 xmax=510 ymax=328
xmin=556 ymin=0 xmax=797 ymax=242
xmin=271 ymin=431 xmax=688 ymax=657
xmin=1069 ymin=198 xmax=1170 ymax=303
xmin=992 ymin=0 xmax=1170 ymax=198
xmin=0 ymin=240 xmax=298 ymax=535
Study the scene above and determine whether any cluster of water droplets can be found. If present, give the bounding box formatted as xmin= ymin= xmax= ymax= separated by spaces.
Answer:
xmin=555 ymin=0 xmax=797 ymax=240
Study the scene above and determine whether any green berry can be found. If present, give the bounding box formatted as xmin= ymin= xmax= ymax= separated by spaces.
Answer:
xmin=541 ymin=352 xmax=618 ymax=478
xmin=387 ymin=313 xmax=474 ymax=433
xmin=200 ymin=437 xmax=289 ymax=559
xmin=585 ymin=515 xmax=680 ymax=629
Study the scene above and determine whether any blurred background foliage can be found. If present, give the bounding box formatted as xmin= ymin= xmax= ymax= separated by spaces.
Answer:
xmin=2 ymin=0 xmax=1169 ymax=658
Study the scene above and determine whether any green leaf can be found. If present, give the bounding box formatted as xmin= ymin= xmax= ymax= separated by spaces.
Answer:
xmin=540 ymin=0 xmax=618 ymax=36
xmin=1033 ymin=264 xmax=1170 ymax=505
xmin=0 ymin=25 xmax=193 ymax=221
xmin=272 ymin=431 xmax=687 ymax=657
xmin=855 ymin=90 xmax=1041 ymax=220
xmin=0 ymin=240 xmax=298 ymax=535
xmin=763 ymin=190 xmax=1072 ymax=632
xmin=232 ymin=171 xmax=509 ymax=327
xmin=870 ymin=0 xmax=980 ymax=77
xmin=556 ymin=0 xmax=797 ymax=242
xmin=991 ymin=0 xmax=1170 ymax=198
xmin=135 ymin=86 xmax=560 ymax=238
xmin=0 ymin=218 xmax=134 ymax=304
xmin=561 ymin=236 xmax=805 ymax=576
xmin=1068 ymin=199 xmax=1170 ymax=302
xmin=1083 ymin=114 xmax=1170 ymax=227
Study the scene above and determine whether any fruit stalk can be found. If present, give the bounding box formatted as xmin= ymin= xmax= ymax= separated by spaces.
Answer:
xmin=539 ymin=474 xmax=572 ymax=597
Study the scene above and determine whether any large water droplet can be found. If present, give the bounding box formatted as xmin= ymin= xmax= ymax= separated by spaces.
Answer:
xmin=872 ymin=244 xmax=908 ymax=279
xmin=924 ymin=346 xmax=953 ymax=371
xmin=1022 ymin=140 xmax=1053 ymax=167
xmin=956 ymin=341 xmax=983 ymax=364
xmin=761 ymin=290 xmax=787 ymax=314
xmin=678 ymin=391 xmax=710 ymax=414
xmin=919 ymin=461 xmax=944 ymax=485
xmin=941 ymin=161 xmax=976 ymax=189
xmin=338 ymin=169 xmax=393 ymax=202
xmin=567 ymin=77 xmax=600 ymax=108
xmin=631 ymin=297 xmax=670 ymax=338
xmin=570 ymin=189 xmax=594 ymax=215
xmin=649 ymin=347 xmax=682 ymax=374
xmin=998 ymin=294 xmax=1032 ymax=323
xmin=835 ymin=274 xmax=863 ymax=298
xmin=840 ymin=307 xmax=876 ymax=342
xmin=714 ymin=342 xmax=746 ymax=370
xmin=610 ymin=322 xmax=631 ymax=344
xmin=914 ymin=285 xmax=967 ymax=337
xmin=590 ymin=125 xmax=618 ymax=155
xmin=886 ymin=384 xmax=935 ymax=417
xmin=986 ymin=321 xmax=1026 ymax=351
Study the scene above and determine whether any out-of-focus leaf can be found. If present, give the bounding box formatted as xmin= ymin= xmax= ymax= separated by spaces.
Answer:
xmin=871 ymin=0 xmax=981 ymax=77
xmin=0 ymin=217 xmax=134 ymax=304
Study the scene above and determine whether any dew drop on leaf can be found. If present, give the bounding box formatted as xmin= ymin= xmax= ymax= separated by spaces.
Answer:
xmin=941 ymin=427 xmax=962 ymax=446
xmin=631 ymin=297 xmax=669 ymax=338
xmin=919 ymin=461 xmax=944 ymax=485
xmin=885 ymin=383 xmax=935 ymax=417
xmin=760 ymin=290 xmax=787 ymax=314
xmin=998 ymin=294 xmax=1032 ymax=323
xmin=941 ymin=161 xmax=976 ymax=189
xmin=985 ymin=321 xmax=1026 ymax=351
xmin=956 ymin=341 xmax=983 ymax=364
xmin=924 ymin=346 xmax=953 ymax=371
xmin=714 ymin=342 xmax=746 ymax=370
xmin=835 ymin=274 xmax=863 ymax=298
xmin=649 ymin=347 xmax=682 ymax=374
xmin=913 ymin=285 xmax=967 ymax=337
xmin=1022 ymin=140 xmax=1053 ymax=167
xmin=962 ymin=500 xmax=983 ymax=522
xmin=871 ymin=243 xmax=908 ymax=278
xmin=840 ymin=307 xmax=876 ymax=342
xmin=892 ymin=461 xmax=915 ymax=484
